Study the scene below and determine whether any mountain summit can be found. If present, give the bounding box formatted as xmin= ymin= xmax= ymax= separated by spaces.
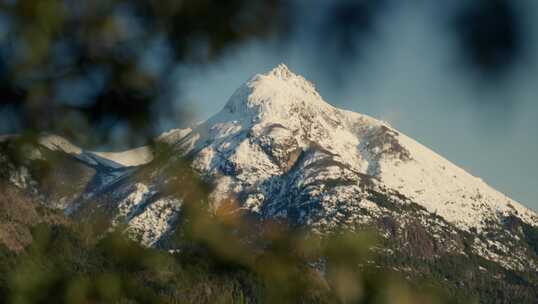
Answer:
xmin=221 ymin=63 xmax=332 ymax=125
xmin=175 ymin=65 xmax=536 ymax=232
xmin=1 ymin=65 xmax=538 ymax=296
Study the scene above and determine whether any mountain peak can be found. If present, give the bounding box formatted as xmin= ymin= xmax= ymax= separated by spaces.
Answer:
xmin=222 ymin=64 xmax=329 ymax=122
xmin=268 ymin=63 xmax=294 ymax=80
xmin=194 ymin=64 xmax=538 ymax=237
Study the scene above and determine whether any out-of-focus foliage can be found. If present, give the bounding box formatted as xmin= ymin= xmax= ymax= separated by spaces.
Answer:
xmin=2 ymin=130 xmax=537 ymax=303
xmin=0 ymin=0 xmax=529 ymax=144
xmin=0 ymin=0 xmax=283 ymax=147
xmin=0 ymin=214 xmax=458 ymax=303
xmin=0 ymin=148 xmax=461 ymax=304
xmin=0 ymin=147 xmax=452 ymax=303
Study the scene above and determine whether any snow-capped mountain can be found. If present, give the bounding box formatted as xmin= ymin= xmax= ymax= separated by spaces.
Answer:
xmin=1 ymin=65 xmax=537 ymax=277
xmin=171 ymin=64 xmax=537 ymax=232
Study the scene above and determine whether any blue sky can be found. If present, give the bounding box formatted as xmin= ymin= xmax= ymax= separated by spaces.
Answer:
xmin=166 ymin=1 xmax=538 ymax=210
xmin=0 ymin=1 xmax=534 ymax=210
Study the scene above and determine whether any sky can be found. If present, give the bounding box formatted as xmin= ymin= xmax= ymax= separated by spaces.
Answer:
xmin=0 ymin=1 xmax=535 ymax=210
xmin=166 ymin=1 xmax=538 ymax=210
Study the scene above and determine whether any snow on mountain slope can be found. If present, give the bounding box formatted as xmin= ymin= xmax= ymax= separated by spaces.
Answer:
xmin=39 ymin=134 xmax=154 ymax=168
xmin=157 ymin=128 xmax=192 ymax=145
xmin=91 ymin=147 xmax=153 ymax=167
xmin=376 ymin=132 xmax=534 ymax=231
xmin=4 ymin=65 xmax=536 ymax=273
xmin=169 ymin=64 xmax=537 ymax=232
xmin=39 ymin=134 xmax=84 ymax=155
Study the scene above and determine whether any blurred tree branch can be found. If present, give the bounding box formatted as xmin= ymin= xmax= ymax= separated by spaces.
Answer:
xmin=0 ymin=0 xmax=284 ymax=147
